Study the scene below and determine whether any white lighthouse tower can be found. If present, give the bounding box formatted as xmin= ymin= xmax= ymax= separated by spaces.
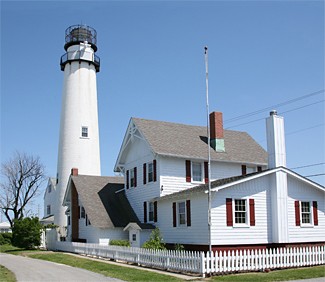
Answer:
xmin=55 ymin=25 xmax=101 ymax=228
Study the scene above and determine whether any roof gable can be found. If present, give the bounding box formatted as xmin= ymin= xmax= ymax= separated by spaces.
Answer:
xmin=115 ymin=117 xmax=267 ymax=172
xmin=67 ymin=175 xmax=143 ymax=228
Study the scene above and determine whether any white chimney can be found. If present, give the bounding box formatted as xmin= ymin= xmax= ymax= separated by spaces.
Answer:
xmin=266 ymin=110 xmax=286 ymax=168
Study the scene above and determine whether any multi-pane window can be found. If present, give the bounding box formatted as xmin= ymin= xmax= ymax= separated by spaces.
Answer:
xmin=47 ymin=205 xmax=51 ymax=215
xmin=301 ymin=202 xmax=311 ymax=224
xmin=81 ymin=126 xmax=88 ymax=138
xmin=130 ymin=168 xmax=135 ymax=187
xmin=178 ymin=201 xmax=186 ymax=225
xmin=148 ymin=202 xmax=154 ymax=222
xmin=148 ymin=162 xmax=154 ymax=182
xmin=234 ymin=199 xmax=247 ymax=224
xmin=192 ymin=162 xmax=202 ymax=182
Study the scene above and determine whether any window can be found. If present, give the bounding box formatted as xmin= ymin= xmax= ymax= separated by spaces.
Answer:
xmin=130 ymin=168 xmax=135 ymax=187
xmin=178 ymin=201 xmax=186 ymax=225
xmin=226 ymin=198 xmax=255 ymax=227
xmin=81 ymin=206 xmax=85 ymax=218
xmin=68 ymin=216 xmax=70 ymax=226
xmin=47 ymin=205 xmax=51 ymax=215
xmin=81 ymin=126 xmax=88 ymax=138
xmin=148 ymin=202 xmax=154 ymax=222
xmin=192 ymin=162 xmax=202 ymax=182
xmin=132 ymin=234 xmax=137 ymax=241
xmin=48 ymin=185 xmax=51 ymax=193
xmin=301 ymin=202 xmax=311 ymax=224
xmin=295 ymin=200 xmax=318 ymax=227
xmin=148 ymin=162 xmax=154 ymax=182
xmin=234 ymin=199 xmax=247 ymax=224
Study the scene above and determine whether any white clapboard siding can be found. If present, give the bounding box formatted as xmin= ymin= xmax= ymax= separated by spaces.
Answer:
xmin=287 ymin=175 xmax=325 ymax=243
xmin=210 ymin=175 xmax=272 ymax=245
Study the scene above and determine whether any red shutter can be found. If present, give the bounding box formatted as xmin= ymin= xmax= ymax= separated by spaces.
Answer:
xmin=143 ymin=163 xmax=147 ymax=185
xmin=134 ymin=167 xmax=137 ymax=187
xmin=154 ymin=201 xmax=158 ymax=222
xmin=186 ymin=160 xmax=191 ymax=182
xmin=204 ymin=162 xmax=209 ymax=183
xmin=257 ymin=166 xmax=262 ymax=172
xmin=241 ymin=165 xmax=247 ymax=175
xmin=143 ymin=202 xmax=147 ymax=223
xmin=126 ymin=170 xmax=129 ymax=189
xmin=172 ymin=202 xmax=177 ymax=227
xmin=226 ymin=198 xmax=233 ymax=226
xmin=153 ymin=160 xmax=157 ymax=182
xmin=249 ymin=199 xmax=255 ymax=226
xmin=313 ymin=201 xmax=318 ymax=226
xmin=186 ymin=200 xmax=191 ymax=227
xmin=295 ymin=201 xmax=300 ymax=226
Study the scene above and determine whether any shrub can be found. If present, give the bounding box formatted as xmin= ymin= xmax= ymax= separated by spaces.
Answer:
xmin=12 ymin=217 xmax=42 ymax=249
xmin=142 ymin=228 xmax=166 ymax=250
xmin=0 ymin=232 xmax=12 ymax=245
xmin=174 ymin=243 xmax=185 ymax=251
xmin=109 ymin=239 xmax=130 ymax=247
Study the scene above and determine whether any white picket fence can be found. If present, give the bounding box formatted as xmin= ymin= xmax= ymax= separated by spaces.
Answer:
xmin=48 ymin=241 xmax=325 ymax=276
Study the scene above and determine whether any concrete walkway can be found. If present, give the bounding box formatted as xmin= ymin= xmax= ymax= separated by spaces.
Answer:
xmin=0 ymin=253 xmax=124 ymax=282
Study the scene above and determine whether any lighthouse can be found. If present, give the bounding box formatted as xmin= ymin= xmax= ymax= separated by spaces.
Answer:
xmin=55 ymin=25 xmax=101 ymax=228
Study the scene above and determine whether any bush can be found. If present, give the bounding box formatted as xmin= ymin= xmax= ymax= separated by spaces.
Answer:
xmin=12 ymin=217 xmax=42 ymax=249
xmin=142 ymin=228 xmax=166 ymax=250
xmin=109 ymin=239 xmax=130 ymax=247
xmin=174 ymin=243 xmax=185 ymax=251
xmin=0 ymin=233 xmax=12 ymax=245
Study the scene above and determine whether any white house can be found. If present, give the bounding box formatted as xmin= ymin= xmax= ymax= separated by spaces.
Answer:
xmin=62 ymin=111 xmax=324 ymax=251
xmin=40 ymin=178 xmax=57 ymax=225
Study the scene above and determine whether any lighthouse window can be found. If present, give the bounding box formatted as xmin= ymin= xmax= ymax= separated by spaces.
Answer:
xmin=81 ymin=126 xmax=88 ymax=138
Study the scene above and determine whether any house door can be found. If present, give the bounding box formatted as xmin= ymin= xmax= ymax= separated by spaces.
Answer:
xmin=130 ymin=230 xmax=140 ymax=248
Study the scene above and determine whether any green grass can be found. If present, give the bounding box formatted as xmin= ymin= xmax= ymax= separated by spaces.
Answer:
xmin=0 ymin=244 xmax=44 ymax=256
xmin=0 ymin=265 xmax=16 ymax=282
xmin=28 ymin=253 xmax=184 ymax=282
xmin=211 ymin=265 xmax=325 ymax=281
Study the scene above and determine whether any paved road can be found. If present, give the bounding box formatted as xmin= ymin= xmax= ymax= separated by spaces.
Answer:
xmin=0 ymin=253 xmax=124 ymax=282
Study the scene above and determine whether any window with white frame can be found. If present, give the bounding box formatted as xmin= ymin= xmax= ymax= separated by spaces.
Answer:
xmin=301 ymin=201 xmax=311 ymax=224
xmin=81 ymin=206 xmax=85 ymax=218
xmin=81 ymin=126 xmax=88 ymax=138
xmin=148 ymin=162 xmax=154 ymax=182
xmin=192 ymin=162 xmax=202 ymax=182
xmin=148 ymin=202 xmax=154 ymax=222
xmin=178 ymin=201 xmax=186 ymax=225
xmin=234 ymin=199 xmax=247 ymax=224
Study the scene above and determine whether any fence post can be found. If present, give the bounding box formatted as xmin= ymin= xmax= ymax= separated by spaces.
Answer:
xmin=200 ymin=252 xmax=206 ymax=278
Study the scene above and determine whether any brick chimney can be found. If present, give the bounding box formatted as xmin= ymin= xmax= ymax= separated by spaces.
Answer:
xmin=209 ymin=112 xmax=225 ymax=152
xmin=71 ymin=168 xmax=79 ymax=176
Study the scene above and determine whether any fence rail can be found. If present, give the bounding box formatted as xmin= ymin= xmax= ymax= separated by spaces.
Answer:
xmin=48 ymin=240 xmax=325 ymax=276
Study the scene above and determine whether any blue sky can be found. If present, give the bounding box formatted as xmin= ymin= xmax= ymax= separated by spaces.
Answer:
xmin=1 ymin=0 xmax=324 ymax=217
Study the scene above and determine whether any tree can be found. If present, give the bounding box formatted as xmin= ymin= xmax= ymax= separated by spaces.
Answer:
xmin=12 ymin=217 xmax=42 ymax=249
xmin=0 ymin=151 xmax=46 ymax=227
xmin=142 ymin=228 xmax=166 ymax=250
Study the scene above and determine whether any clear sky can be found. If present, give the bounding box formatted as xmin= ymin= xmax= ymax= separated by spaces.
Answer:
xmin=1 ymin=0 xmax=324 ymax=218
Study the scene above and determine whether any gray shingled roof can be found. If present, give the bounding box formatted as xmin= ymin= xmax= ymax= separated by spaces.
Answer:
xmin=71 ymin=175 xmax=152 ymax=229
xmin=132 ymin=118 xmax=267 ymax=164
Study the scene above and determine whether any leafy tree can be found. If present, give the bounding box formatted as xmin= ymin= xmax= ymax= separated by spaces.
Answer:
xmin=12 ymin=217 xmax=42 ymax=249
xmin=0 ymin=151 xmax=46 ymax=227
xmin=142 ymin=228 xmax=166 ymax=250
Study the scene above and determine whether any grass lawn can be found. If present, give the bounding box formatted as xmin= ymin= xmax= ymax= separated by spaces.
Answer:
xmin=0 ymin=265 xmax=16 ymax=282
xmin=28 ymin=253 xmax=184 ymax=282
xmin=210 ymin=265 xmax=325 ymax=281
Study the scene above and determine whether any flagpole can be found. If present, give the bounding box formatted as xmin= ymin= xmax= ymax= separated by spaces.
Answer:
xmin=205 ymin=46 xmax=212 ymax=253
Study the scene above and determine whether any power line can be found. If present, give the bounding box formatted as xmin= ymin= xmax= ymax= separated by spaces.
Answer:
xmin=305 ymin=173 xmax=325 ymax=178
xmin=290 ymin=163 xmax=325 ymax=170
xmin=225 ymin=89 xmax=324 ymax=124
xmin=225 ymin=99 xmax=324 ymax=130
